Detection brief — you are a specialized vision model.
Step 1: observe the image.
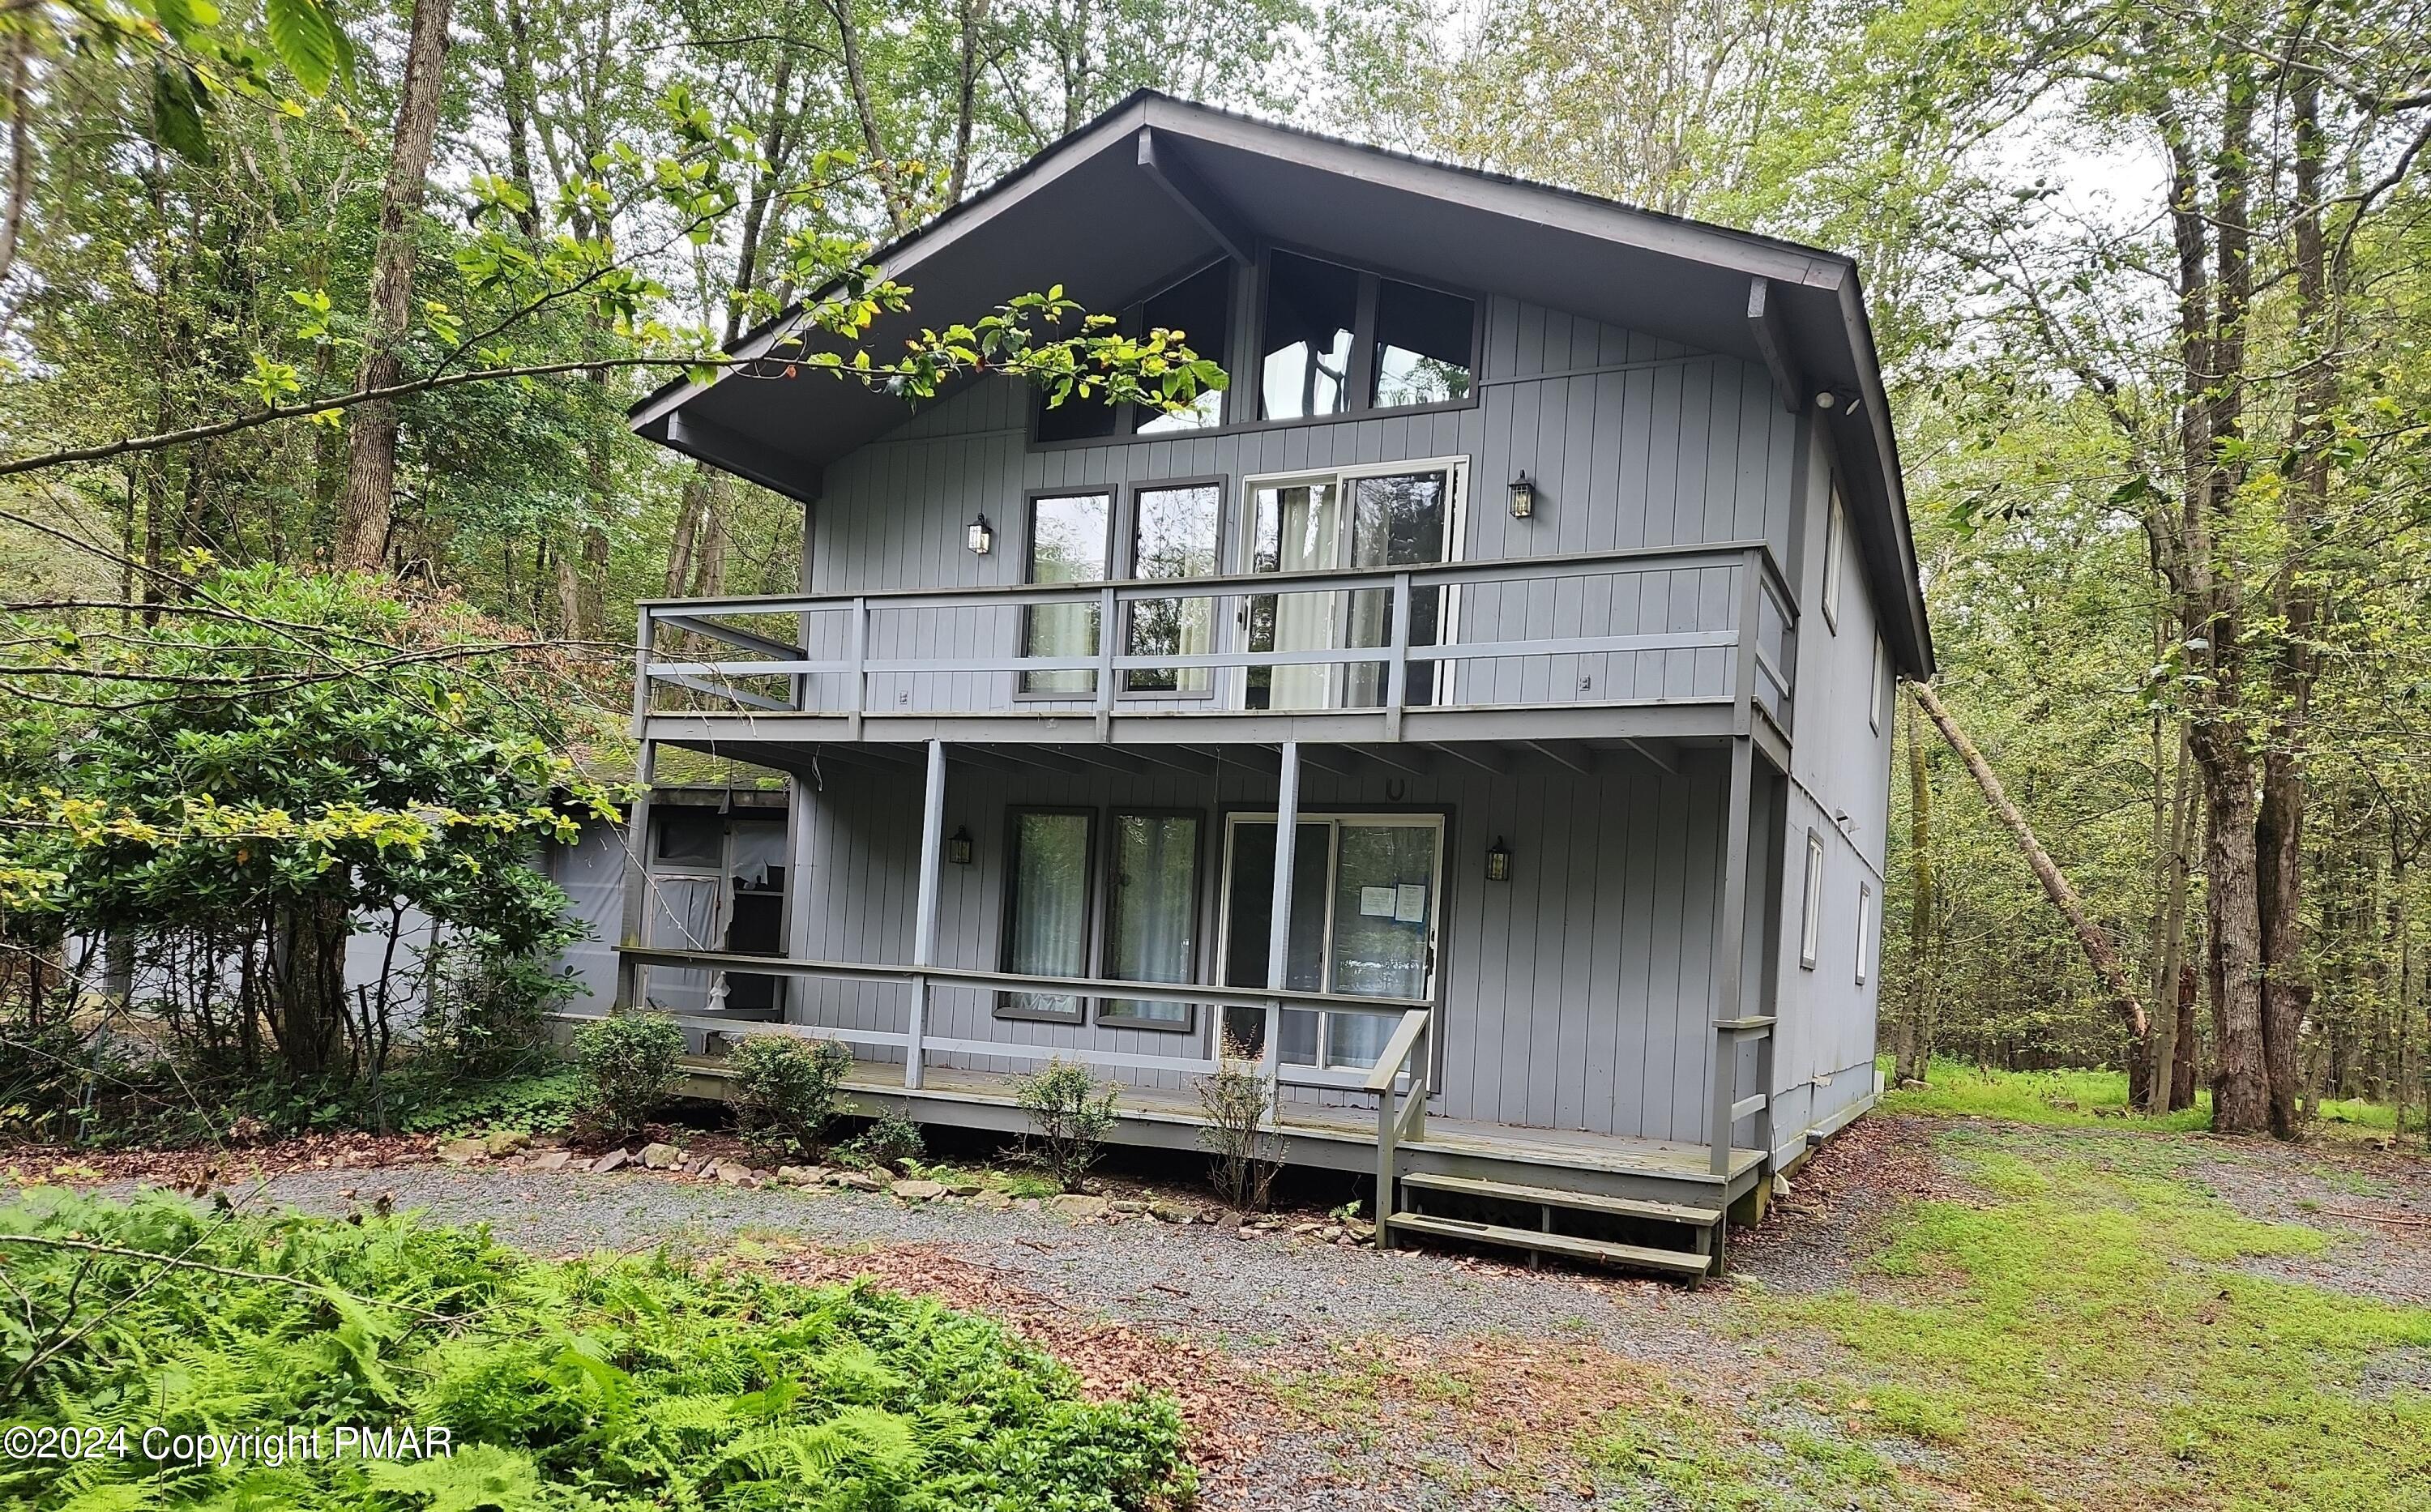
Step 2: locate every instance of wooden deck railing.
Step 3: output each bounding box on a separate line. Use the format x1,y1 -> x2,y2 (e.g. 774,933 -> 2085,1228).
1366,1006 -> 1433,1248
634,540 -> 1797,735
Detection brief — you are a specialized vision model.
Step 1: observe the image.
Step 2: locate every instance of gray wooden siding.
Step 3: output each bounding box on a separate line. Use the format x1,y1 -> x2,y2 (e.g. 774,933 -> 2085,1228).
790,296 -> 1799,720
1767,423 -> 1894,1156
745,748 -> 1732,1145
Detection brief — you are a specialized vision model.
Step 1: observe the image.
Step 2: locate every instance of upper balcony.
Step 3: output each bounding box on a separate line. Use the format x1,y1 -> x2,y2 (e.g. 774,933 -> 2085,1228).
634,540 -> 1797,758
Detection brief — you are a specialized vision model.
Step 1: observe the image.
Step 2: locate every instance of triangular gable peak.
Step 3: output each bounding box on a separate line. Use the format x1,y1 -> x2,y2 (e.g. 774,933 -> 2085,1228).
631,90 -> 1929,677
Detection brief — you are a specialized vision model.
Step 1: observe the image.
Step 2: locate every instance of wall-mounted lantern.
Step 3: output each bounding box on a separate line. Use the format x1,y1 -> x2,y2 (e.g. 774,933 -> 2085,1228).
967,514 -> 995,555
947,826 -> 975,865
1484,836 -> 1513,882
1507,471 -> 1536,520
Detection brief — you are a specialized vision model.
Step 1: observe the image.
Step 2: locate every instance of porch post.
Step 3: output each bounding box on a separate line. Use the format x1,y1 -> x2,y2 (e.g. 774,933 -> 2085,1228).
908,738 -> 947,1089
1262,739 -> 1301,1096
1708,734 -> 1755,1176
615,736 -> 656,1011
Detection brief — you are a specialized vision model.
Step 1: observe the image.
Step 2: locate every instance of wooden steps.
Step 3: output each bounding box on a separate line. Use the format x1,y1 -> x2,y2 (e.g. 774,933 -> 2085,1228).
1398,1171 -> 1720,1228
1386,1168 -> 1724,1279
1384,1212 -> 1714,1276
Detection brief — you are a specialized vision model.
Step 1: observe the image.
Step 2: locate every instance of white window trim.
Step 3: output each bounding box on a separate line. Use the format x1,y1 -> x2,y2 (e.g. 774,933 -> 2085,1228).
1855,881 -> 1873,985
1821,488 -> 1844,633
1799,830 -> 1825,971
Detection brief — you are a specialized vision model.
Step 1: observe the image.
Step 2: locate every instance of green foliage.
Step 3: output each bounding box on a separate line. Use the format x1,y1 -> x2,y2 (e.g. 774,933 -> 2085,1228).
0,1193 -> 1195,1510
725,1035 -> 856,1163
1014,1061 -> 1117,1194
1878,1057 -> 2213,1132
392,1068 -> 592,1137
837,1106 -> 925,1172
422,929 -> 585,1079
574,1013 -> 687,1143
1756,1138 -> 2431,1506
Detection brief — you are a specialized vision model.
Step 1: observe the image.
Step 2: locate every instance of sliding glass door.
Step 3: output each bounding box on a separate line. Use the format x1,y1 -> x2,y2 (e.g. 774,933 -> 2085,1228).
1216,813 -> 1442,1074
1241,462 -> 1465,712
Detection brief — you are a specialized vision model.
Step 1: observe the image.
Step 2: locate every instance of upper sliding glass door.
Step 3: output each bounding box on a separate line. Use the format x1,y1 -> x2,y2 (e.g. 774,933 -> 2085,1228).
1217,814 -> 1442,1075
1241,462 -> 1464,712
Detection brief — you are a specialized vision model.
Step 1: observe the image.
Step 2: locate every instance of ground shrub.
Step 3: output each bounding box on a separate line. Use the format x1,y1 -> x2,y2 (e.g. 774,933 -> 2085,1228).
1015,1061 -> 1117,1194
727,1035 -> 856,1162
1196,1036 -> 1284,1211
837,1105 -> 925,1171
0,1193 -> 1195,1510
575,1012 -> 688,1143
391,1067 -> 591,1136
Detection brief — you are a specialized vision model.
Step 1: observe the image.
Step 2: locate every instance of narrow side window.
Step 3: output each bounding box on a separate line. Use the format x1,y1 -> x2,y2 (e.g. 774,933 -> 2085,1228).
1855,880 -> 1873,985
1800,830 -> 1825,971
1821,488 -> 1844,632
1870,637 -> 1886,733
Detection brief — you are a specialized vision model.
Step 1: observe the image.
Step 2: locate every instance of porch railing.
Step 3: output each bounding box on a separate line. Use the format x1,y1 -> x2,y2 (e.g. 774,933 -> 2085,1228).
596,945 -> 1433,1100
1368,1006 -> 1431,1247
635,540 -> 1797,734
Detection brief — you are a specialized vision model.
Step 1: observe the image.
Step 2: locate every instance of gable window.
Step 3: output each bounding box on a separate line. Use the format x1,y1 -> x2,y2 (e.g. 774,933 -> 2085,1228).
1821,487 -> 1845,631
1372,278 -> 1474,406
1137,263 -> 1231,434
1022,492 -> 1110,695
1033,260 -> 1233,442
1101,811 -> 1203,1028
1799,830 -> 1825,970
1259,250 -> 1476,423
1124,482 -> 1222,693
1260,251 -> 1358,421
1000,809 -> 1096,1022
1870,637 -> 1887,733
1855,881 -> 1873,985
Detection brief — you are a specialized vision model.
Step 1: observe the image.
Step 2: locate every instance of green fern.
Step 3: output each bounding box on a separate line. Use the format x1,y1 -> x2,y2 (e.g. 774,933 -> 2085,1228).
364,1445 -> 544,1512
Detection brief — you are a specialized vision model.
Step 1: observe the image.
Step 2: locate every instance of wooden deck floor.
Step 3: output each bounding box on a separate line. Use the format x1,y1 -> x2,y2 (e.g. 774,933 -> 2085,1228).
675,1054 -> 1767,1194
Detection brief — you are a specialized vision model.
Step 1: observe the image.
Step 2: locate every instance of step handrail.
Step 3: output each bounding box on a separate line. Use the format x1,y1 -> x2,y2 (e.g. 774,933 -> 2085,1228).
1369,1006 -> 1433,1251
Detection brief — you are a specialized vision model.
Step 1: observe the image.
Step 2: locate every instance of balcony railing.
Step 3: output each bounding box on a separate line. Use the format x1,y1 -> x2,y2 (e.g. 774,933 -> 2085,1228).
636,540 -> 1796,737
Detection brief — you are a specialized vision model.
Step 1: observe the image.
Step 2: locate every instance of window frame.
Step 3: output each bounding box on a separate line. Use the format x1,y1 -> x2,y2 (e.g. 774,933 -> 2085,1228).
994,805 -> 1100,1024
1855,880 -> 1873,985
1095,806 -> 1209,1032
1821,486 -> 1845,632
1799,829 -> 1825,971
1015,487 -> 1116,701
1115,475 -> 1230,702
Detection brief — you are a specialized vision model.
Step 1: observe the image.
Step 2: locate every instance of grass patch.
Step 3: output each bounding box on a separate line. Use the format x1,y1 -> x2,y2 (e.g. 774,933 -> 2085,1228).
1759,1143 -> 2431,1508
0,1193 -> 1192,1510
1878,1056 -> 2212,1130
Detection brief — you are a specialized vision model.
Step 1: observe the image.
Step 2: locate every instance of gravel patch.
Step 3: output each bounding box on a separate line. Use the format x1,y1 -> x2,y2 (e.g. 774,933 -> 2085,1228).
2180,1142 -> 2431,1307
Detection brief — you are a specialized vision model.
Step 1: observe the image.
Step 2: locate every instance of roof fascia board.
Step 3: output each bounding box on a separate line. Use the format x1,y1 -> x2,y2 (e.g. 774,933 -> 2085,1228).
630,97 -> 1159,433
1834,275 -> 1933,677
1137,96 -> 1849,293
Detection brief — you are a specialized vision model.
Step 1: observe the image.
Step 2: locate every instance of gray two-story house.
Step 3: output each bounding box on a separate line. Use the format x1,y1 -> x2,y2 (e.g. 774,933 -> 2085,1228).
592,92 -> 1931,1277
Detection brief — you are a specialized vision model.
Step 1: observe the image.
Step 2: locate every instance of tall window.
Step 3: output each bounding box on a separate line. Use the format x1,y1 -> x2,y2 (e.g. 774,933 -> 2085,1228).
1101,812 -> 1203,1027
1124,483 -> 1222,692
1372,278 -> 1473,406
1799,830 -> 1825,970
1022,492 -> 1109,694
1821,488 -> 1845,631
1260,251 -> 1357,421
1870,638 -> 1887,733
1000,809 -> 1095,1021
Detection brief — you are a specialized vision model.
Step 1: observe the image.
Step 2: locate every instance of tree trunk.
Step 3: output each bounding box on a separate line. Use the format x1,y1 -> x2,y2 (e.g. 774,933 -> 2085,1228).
1897,694 -> 1933,1084
2202,745 -> 2271,1133
2146,724 -> 2194,1112
2172,961 -> 2200,1112
1910,681 -> 2148,1045
948,0 -> 993,203
334,0 -> 457,570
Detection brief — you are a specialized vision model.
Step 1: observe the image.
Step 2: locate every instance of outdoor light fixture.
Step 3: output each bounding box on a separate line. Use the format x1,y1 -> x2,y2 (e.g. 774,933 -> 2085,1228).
967,513 -> 994,555
1485,836 -> 1512,882
1507,470 -> 1536,519
947,826 -> 975,865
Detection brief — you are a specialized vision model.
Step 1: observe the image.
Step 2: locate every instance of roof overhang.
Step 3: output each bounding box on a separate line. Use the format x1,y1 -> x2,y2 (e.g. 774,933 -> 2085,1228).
631,92 -> 1932,677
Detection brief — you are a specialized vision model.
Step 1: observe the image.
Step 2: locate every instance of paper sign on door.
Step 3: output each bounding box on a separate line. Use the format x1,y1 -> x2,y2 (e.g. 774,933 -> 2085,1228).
1359,886 -> 1397,917
1394,884 -> 1428,923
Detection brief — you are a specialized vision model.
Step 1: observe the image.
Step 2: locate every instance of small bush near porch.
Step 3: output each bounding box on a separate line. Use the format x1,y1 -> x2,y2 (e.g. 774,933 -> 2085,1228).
0,1194 -> 1192,1512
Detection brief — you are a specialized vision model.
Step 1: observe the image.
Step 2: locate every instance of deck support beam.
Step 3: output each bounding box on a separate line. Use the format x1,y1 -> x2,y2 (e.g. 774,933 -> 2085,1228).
908,738 -> 947,1089
1709,734 -> 1755,1177
1263,740 -> 1301,1096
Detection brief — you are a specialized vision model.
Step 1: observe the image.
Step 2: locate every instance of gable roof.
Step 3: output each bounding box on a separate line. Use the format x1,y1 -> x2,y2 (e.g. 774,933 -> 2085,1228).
631,90 -> 1932,677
